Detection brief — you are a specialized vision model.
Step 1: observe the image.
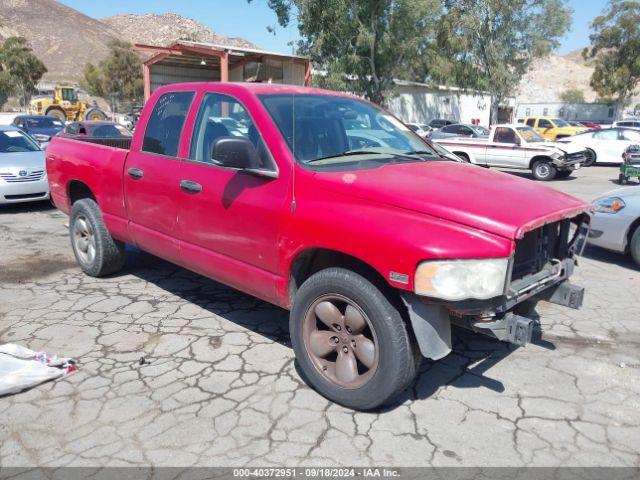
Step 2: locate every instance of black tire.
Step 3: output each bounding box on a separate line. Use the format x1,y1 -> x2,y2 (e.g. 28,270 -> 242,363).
454,152 -> 470,163
70,199 -> 125,277
583,149 -> 597,167
532,159 -> 557,181
556,170 -> 572,179
619,174 -> 627,185
290,268 -> 419,410
84,108 -> 107,121
46,108 -> 66,122
630,227 -> 640,266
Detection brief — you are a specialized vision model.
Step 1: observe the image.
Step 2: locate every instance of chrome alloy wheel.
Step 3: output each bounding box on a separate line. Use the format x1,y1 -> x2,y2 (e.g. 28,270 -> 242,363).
73,215 -> 96,265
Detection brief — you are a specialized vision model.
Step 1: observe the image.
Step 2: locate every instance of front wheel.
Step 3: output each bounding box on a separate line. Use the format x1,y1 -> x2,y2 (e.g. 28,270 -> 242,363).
70,199 -> 125,277
630,227 -> 640,266
290,268 -> 419,410
532,160 -> 557,181
583,149 -> 597,167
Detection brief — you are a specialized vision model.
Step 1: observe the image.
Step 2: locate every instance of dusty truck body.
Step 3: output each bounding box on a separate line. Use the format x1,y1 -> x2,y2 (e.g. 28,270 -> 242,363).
46,83 -> 591,410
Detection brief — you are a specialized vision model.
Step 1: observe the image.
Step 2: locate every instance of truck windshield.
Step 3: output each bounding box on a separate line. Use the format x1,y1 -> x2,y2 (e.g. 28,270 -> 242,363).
260,94 -> 441,167
552,118 -> 570,127
0,130 -> 41,153
516,126 -> 546,143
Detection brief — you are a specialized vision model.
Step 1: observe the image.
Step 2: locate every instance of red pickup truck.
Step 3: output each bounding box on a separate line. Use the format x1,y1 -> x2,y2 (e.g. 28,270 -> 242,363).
47,83 -> 590,410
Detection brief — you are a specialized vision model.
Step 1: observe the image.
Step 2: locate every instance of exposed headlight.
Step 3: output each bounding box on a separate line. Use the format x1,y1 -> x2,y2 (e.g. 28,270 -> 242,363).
414,258 -> 509,301
551,152 -> 564,160
594,196 -> 625,214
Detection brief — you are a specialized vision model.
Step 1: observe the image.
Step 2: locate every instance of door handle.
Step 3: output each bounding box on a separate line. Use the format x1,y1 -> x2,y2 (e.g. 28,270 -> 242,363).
180,180 -> 202,193
128,168 -> 143,179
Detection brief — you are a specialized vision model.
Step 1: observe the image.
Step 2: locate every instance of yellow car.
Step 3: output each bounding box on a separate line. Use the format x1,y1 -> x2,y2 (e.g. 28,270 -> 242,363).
522,116 -> 587,140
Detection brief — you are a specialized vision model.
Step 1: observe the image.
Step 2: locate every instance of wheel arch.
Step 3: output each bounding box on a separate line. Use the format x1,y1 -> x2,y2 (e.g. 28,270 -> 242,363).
288,248 -> 401,308
67,180 -> 96,205
529,155 -> 554,170
625,216 -> 640,252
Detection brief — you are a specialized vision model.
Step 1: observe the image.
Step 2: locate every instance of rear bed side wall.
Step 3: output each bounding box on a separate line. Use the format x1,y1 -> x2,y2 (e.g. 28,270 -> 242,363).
46,137 -> 132,243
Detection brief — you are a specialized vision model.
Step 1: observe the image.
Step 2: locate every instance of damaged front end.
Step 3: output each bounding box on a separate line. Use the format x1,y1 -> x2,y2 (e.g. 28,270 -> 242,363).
402,213 -> 590,360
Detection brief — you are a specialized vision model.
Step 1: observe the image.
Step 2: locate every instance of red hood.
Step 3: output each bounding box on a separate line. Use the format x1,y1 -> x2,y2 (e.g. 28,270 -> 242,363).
311,161 -> 590,240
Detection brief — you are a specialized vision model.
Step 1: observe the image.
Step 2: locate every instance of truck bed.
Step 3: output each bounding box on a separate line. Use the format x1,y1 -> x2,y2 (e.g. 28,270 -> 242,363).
67,136 -> 132,150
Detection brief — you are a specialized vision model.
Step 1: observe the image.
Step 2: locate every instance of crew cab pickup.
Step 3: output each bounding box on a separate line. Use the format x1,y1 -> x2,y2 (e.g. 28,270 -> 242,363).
434,123 -> 588,181
47,83 -> 590,410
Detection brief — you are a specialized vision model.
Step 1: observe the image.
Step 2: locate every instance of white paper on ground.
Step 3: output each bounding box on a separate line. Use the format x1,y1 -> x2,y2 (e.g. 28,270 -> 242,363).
0,344 -> 75,396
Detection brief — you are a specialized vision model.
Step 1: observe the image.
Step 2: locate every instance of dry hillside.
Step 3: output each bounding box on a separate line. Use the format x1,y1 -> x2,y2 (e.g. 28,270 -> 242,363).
102,13 -> 257,49
516,49 -> 639,104
0,0 -> 121,82
0,1 -> 258,83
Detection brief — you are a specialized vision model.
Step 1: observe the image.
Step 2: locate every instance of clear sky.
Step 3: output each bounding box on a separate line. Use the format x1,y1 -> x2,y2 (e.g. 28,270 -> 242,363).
57,0 -> 606,56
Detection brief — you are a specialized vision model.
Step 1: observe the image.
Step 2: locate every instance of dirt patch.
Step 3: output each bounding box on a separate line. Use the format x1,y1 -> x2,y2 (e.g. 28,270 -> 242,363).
1,255 -> 77,284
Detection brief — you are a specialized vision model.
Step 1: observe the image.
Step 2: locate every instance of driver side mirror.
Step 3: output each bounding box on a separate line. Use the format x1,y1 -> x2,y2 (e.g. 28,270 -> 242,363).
212,137 -> 262,170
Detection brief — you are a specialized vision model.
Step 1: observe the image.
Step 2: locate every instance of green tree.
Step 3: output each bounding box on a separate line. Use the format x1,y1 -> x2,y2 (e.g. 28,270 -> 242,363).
559,88 -> 586,103
83,40 -> 143,112
252,0 -> 442,105
433,0 -> 572,123
0,37 -> 47,108
584,0 -> 640,118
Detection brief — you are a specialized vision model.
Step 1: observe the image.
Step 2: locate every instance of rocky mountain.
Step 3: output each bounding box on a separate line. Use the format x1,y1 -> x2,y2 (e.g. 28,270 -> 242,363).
515,51 -> 599,103
101,13 -> 257,50
0,1 -> 257,83
516,49 -> 639,105
0,0 -> 121,82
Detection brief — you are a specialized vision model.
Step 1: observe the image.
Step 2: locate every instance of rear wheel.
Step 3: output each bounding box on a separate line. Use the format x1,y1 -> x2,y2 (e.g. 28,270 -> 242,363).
454,152 -> 470,163
532,160 -> 557,181
583,149 -> 597,167
290,268 -> 419,410
70,199 -> 125,277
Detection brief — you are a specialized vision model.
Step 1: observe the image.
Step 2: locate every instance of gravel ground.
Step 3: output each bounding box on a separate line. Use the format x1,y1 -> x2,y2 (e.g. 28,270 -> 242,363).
0,165 -> 638,468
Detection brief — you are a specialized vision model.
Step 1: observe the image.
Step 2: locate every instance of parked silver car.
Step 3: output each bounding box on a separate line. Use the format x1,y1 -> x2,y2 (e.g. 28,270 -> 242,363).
588,187 -> 640,265
0,125 -> 49,205
429,123 -> 490,140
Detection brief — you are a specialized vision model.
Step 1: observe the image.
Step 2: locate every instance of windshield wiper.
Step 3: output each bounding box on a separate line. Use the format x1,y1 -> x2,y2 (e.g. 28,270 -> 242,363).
305,150 -> 396,164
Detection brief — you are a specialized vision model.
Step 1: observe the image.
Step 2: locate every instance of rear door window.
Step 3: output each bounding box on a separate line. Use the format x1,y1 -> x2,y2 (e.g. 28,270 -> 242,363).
142,91 -> 195,157
526,118 -> 536,127
538,119 -> 553,128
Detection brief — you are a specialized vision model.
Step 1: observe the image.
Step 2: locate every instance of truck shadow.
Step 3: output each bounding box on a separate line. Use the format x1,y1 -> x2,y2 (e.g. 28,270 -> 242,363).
581,245 -> 640,271
123,248 -> 556,413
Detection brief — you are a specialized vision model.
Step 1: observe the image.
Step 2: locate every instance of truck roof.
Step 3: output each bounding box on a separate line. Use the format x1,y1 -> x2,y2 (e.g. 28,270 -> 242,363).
152,82 -> 360,99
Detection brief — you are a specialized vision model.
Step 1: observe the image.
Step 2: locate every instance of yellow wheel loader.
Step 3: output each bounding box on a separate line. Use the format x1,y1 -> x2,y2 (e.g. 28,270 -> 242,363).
29,86 -> 106,122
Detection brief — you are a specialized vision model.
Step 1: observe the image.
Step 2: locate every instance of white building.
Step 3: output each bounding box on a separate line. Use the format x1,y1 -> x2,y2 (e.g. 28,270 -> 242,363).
387,80 -> 515,126
514,102 -> 617,124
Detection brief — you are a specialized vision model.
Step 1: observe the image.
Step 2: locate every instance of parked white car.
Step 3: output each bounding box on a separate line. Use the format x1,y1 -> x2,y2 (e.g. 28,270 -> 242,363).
0,125 -> 49,205
405,122 -> 432,138
613,119 -> 640,129
556,127 -> 640,165
433,124 -> 587,181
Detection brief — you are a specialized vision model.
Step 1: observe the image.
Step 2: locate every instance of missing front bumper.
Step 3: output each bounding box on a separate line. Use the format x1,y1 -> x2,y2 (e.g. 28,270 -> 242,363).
473,314 -> 534,346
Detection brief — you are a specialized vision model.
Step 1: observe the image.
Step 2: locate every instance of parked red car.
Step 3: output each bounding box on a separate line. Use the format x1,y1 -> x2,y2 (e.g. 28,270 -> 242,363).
579,121 -> 602,130
46,83 -> 590,409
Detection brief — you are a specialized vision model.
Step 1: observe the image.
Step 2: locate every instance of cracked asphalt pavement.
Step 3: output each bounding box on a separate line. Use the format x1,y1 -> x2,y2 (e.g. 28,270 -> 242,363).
0,166 -> 638,467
